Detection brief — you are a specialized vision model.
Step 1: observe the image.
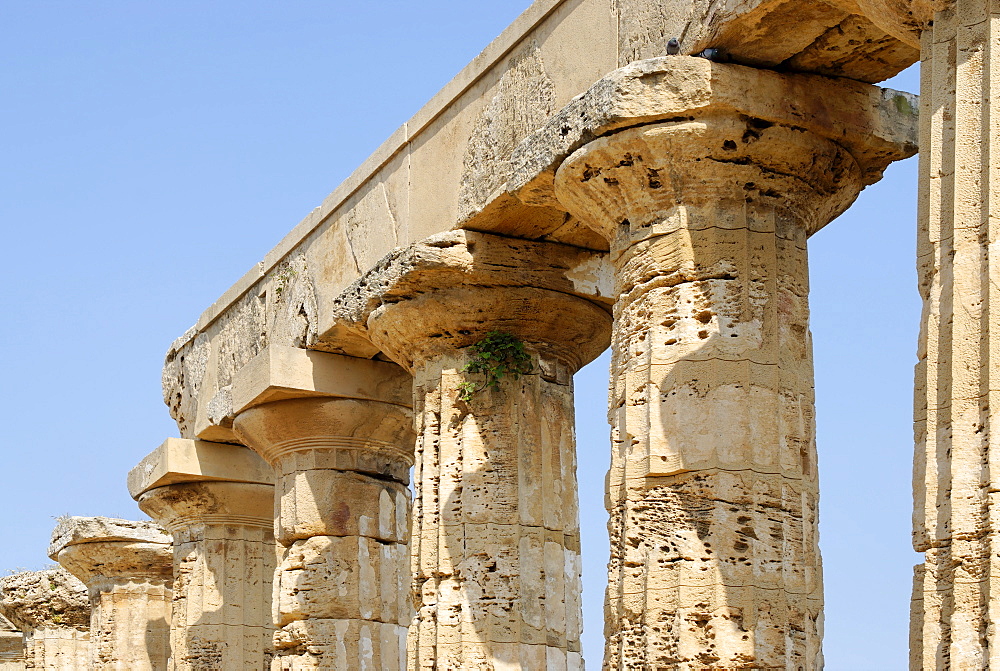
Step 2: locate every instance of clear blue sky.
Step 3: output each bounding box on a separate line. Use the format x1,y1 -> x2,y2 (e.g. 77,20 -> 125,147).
0,3 -> 919,669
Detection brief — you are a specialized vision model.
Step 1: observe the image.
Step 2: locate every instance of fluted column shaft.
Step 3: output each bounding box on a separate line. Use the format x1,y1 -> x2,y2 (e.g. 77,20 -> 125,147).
137,481 -> 276,669
553,100 -> 887,666
359,256 -> 610,670
233,367 -> 415,671
21,628 -> 90,670
910,1 -> 1000,668
87,574 -> 172,669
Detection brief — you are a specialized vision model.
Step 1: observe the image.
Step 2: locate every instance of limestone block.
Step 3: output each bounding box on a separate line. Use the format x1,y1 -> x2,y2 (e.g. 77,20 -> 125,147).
21,627 -> 91,670
274,536 -> 409,627
847,0 -> 942,46
331,231 -> 612,374
230,345 -> 412,415
0,569 -> 90,670
0,623 -> 20,669
127,437 -> 273,498
272,619 -> 407,671
275,469 -> 409,545
49,517 -> 171,560
618,0 -> 918,80
511,56 -> 918,213
340,238 -> 607,667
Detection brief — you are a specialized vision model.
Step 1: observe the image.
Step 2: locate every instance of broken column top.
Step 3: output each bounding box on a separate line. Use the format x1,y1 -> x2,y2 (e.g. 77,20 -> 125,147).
49,517 -> 173,587
0,567 -> 89,632
47,517 -> 170,561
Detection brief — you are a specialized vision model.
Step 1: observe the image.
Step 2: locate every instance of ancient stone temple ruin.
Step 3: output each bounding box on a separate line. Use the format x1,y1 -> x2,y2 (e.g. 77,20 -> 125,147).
2,0 -> 997,668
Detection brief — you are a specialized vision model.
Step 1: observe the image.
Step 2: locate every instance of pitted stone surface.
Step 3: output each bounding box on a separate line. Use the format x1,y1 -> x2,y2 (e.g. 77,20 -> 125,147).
548,55 -> 915,668
909,0 -> 1000,667
0,569 -> 89,633
510,56 -> 919,213
232,354 -> 416,671
49,518 -> 172,671
48,517 -> 170,560
0,569 -> 90,670
338,232 -> 610,668
162,0 -> 922,447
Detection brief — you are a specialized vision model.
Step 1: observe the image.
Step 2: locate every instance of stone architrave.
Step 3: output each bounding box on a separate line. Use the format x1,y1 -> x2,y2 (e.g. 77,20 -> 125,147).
128,438 -> 276,669
230,345 -> 415,670
509,55 -> 918,668
331,230 -> 612,670
49,517 -> 173,670
0,568 -> 90,670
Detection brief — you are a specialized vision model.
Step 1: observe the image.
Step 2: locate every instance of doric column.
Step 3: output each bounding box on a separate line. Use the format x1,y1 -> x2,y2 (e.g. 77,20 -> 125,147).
128,438 -> 276,669
517,56 -> 918,668
332,230 -> 612,669
231,345 -> 414,670
49,517 -> 173,670
902,0 -> 1000,667
0,568 -> 90,669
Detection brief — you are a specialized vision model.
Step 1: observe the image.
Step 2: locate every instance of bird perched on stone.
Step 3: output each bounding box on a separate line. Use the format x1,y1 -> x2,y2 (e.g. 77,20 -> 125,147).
666,38 -> 680,55
695,47 -> 723,61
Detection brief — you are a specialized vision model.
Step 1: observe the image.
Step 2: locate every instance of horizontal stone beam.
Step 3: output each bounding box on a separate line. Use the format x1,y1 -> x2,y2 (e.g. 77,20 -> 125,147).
127,437 -> 273,499
161,0 -> 919,442
231,345 -> 412,415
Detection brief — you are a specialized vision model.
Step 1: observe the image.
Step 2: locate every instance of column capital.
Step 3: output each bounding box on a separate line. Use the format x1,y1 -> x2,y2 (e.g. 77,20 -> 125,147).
127,437 -> 273,496
511,57 -> 918,231
231,347 -> 415,478
332,230 -> 612,373
847,0 -> 944,46
0,568 -> 90,633
128,438 -> 274,532
48,517 -> 172,588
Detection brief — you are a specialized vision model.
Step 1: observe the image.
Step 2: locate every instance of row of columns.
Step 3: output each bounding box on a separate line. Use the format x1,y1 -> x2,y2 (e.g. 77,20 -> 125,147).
5,56 -> 926,669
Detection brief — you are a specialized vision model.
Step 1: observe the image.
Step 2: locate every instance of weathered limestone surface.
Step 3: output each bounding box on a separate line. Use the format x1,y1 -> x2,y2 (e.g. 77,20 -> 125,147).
0,615 -> 22,671
331,231 -> 611,669
130,439 -> 276,670
511,56 -> 919,667
907,0 -> 1000,668
0,568 -> 90,670
50,518 -> 173,670
231,347 -> 414,670
161,0 -> 919,448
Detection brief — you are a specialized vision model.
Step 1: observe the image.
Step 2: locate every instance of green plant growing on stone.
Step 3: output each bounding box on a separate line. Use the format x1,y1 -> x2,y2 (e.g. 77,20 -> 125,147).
273,266 -> 301,297
458,331 -> 533,402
